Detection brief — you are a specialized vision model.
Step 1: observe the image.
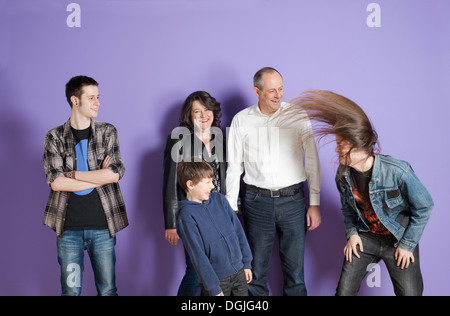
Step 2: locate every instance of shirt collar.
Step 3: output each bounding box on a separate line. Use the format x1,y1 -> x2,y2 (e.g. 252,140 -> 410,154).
248,102 -> 287,118
64,118 -> 96,137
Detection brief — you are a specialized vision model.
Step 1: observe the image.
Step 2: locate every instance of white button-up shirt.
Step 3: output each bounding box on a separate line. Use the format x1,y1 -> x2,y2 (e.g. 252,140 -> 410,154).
226,102 -> 321,210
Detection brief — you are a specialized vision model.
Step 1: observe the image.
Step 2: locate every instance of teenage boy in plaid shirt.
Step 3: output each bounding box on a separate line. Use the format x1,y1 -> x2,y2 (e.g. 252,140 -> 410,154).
43,76 -> 128,296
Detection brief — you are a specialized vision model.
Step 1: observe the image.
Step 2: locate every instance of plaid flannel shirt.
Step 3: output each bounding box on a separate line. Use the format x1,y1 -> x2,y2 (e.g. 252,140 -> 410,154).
43,119 -> 128,237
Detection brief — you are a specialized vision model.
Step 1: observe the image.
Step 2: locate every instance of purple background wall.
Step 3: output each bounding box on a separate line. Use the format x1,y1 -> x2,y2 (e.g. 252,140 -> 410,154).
1,0 -> 449,296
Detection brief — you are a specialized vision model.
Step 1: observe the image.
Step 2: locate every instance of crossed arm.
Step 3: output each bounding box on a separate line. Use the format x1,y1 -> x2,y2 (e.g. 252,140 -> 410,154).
50,155 -> 119,192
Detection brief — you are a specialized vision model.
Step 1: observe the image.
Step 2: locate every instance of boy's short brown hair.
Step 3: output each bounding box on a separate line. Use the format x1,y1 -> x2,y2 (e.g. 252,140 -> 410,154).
177,159 -> 214,192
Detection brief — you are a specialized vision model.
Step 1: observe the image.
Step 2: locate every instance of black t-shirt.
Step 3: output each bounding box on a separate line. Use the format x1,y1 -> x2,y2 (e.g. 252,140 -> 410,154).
64,126 -> 108,231
350,166 -> 391,236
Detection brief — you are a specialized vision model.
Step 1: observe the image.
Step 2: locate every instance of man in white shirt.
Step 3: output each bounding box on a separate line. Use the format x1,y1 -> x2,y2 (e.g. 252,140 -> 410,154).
226,67 -> 321,296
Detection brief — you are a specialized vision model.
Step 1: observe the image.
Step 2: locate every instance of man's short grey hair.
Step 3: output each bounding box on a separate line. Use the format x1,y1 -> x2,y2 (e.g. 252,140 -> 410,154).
253,67 -> 282,90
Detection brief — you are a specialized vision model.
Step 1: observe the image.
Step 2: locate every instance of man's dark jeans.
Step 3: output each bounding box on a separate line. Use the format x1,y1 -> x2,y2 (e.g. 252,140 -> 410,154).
244,187 -> 307,296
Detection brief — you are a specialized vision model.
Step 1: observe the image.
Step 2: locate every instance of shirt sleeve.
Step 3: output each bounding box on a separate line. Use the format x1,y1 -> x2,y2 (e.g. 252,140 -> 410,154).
398,165 -> 434,252
222,195 -> 252,269
300,115 -> 321,205
162,134 -> 182,229
43,131 -> 65,186
104,125 -> 125,179
335,171 -> 360,239
225,117 -> 245,210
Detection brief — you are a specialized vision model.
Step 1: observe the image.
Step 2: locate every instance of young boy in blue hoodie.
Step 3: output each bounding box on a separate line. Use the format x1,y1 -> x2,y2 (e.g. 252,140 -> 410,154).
176,160 -> 252,296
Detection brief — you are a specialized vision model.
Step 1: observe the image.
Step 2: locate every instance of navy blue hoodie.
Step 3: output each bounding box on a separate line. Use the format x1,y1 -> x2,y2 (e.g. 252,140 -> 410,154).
177,193 -> 252,295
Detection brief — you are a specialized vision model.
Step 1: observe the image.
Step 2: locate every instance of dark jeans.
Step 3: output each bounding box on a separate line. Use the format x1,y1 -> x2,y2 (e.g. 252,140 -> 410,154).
245,186 -> 307,296
177,246 -> 200,296
336,232 -> 423,296
201,269 -> 249,296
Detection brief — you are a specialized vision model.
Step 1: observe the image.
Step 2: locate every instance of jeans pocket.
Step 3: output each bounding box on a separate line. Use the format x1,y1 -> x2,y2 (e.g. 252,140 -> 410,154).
289,190 -> 305,203
245,191 -> 259,202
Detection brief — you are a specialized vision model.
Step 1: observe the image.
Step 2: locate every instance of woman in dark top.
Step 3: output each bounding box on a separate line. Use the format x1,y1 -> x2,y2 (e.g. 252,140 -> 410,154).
162,91 -> 227,296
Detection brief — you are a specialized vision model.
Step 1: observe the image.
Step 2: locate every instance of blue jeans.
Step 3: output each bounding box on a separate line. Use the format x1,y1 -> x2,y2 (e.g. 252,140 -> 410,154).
244,186 -> 307,296
57,229 -> 117,296
177,246 -> 200,296
336,232 -> 423,296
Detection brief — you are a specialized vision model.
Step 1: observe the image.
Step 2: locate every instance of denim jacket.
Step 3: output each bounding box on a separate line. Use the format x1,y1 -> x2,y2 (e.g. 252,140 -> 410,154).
335,154 -> 433,252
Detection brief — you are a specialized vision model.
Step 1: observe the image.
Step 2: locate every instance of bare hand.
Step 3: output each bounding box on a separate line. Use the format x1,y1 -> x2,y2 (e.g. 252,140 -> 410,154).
344,235 -> 364,262
244,269 -> 253,284
395,247 -> 414,269
306,205 -> 321,231
165,229 -> 179,246
102,155 -> 111,169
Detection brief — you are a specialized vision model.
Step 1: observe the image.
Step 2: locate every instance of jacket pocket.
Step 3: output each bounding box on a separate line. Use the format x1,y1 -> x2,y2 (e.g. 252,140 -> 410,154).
222,233 -> 243,268
395,211 -> 411,228
384,189 -> 406,209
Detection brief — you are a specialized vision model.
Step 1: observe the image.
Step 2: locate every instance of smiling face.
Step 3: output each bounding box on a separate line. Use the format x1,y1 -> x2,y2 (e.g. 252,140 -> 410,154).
72,85 -> 100,119
254,71 -> 284,116
187,177 -> 215,203
191,100 -> 214,132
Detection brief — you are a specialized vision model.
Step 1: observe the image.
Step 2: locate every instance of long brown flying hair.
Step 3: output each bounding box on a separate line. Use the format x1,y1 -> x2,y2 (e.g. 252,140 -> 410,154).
278,89 -> 380,165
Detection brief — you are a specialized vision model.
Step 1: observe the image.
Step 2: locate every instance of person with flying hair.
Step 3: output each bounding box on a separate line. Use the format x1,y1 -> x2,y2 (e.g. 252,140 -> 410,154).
280,89 -> 433,296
